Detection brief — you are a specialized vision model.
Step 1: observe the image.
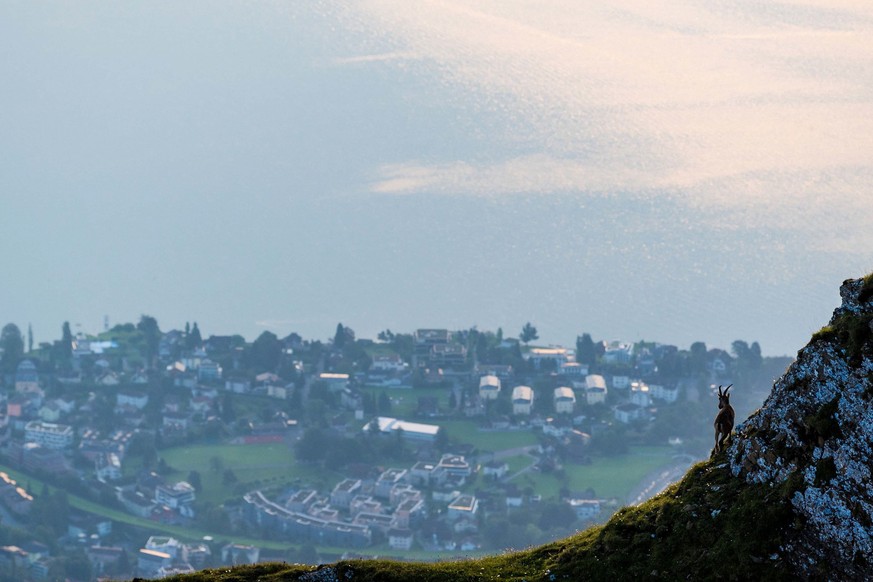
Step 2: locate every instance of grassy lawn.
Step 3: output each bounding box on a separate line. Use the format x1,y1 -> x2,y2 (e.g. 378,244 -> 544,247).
440,420 -> 539,452
503,454 -> 534,474
129,443 -> 335,505
511,445 -> 676,501
358,386 -> 449,418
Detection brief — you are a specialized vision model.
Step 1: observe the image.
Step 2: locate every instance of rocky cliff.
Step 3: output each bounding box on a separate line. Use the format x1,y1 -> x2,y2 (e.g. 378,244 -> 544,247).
164,275 -> 873,582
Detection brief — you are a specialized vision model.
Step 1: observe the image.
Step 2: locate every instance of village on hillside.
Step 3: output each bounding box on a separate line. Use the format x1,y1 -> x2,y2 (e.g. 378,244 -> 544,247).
0,319 -> 786,580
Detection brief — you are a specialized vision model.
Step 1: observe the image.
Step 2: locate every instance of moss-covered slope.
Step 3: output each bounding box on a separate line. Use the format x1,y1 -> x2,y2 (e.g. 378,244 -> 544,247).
161,275 -> 873,582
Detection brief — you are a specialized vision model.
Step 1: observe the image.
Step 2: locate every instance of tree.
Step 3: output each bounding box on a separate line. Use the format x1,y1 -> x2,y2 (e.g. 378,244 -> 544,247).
137,315 -> 161,365
0,323 -> 24,373
435,427 -> 449,453
333,323 -> 346,349
61,321 -> 73,360
249,331 -> 281,372
576,333 -> 597,366
27,324 -> 33,353
689,341 -> 708,375
749,341 -> 763,370
185,321 -> 203,351
519,322 -> 539,345
378,391 -> 392,415
188,470 -> 203,492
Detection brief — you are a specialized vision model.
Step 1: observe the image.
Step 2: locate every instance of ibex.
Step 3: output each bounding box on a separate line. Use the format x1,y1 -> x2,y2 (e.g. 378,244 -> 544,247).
713,384 -> 734,454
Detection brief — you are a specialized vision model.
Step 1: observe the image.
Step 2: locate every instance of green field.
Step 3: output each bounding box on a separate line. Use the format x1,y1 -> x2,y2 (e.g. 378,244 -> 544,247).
132,443 -> 337,505
358,386 -> 449,418
440,420 -> 539,452
510,445 -> 677,500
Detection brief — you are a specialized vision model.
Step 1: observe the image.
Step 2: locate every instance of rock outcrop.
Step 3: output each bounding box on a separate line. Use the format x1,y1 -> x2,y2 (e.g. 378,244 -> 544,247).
729,276 -> 873,578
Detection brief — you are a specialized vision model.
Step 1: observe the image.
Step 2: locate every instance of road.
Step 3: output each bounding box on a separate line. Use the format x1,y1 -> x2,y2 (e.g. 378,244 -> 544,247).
626,456 -> 698,506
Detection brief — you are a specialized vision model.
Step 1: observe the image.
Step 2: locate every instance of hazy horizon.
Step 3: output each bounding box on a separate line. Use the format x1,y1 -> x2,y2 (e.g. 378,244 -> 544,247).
3,1 -> 873,356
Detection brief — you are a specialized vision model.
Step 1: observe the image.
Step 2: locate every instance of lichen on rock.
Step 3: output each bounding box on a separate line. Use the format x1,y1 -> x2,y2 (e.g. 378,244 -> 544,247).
728,276 -> 873,577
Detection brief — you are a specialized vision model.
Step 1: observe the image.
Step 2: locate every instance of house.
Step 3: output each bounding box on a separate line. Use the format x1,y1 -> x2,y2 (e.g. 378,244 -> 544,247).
137,548 -> 172,578
413,329 -> 451,356
367,417 -> 440,443
651,384 -> 679,403
553,386 -> 576,414
14,360 -> 40,393
87,545 -> 126,576
95,453 -> 122,482
511,386 -> 534,415
482,460 -> 509,479
585,375 -> 608,405
146,536 -> 183,560
611,375 -> 630,390
560,362 -> 588,376
408,461 -> 438,487
198,359 -> 222,381
225,376 -> 251,394
24,421 -> 73,449
566,498 -> 601,520
375,469 -> 408,499
478,375 -> 501,400
476,364 -> 513,381
96,370 -> 121,386
318,373 -> 350,392
37,402 -> 61,423
370,354 -> 407,373
447,494 -> 478,521
155,481 -> 196,509
117,390 -> 148,410
330,479 -> 361,510
437,454 -> 472,481
222,543 -> 261,565
602,342 -> 633,364
429,343 -> 467,367
707,349 -> 733,375
120,490 -> 156,518
630,382 -> 652,407
614,403 -> 643,424
525,348 -> 569,370
387,528 -> 414,550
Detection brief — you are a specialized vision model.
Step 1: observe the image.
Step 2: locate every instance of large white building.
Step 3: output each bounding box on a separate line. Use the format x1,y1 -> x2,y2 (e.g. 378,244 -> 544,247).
155,481 -> 196,509
525,348 -> 570,370
478,375 -> 501,400
553,387 -> 576,414
512,386 -> 534,415
585,375 -> 608,405
368,417 -> 440,442
24,421 -> 74,450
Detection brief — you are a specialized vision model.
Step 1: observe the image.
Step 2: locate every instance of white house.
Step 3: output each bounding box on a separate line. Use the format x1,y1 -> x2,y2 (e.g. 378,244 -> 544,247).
566,498 -> 601,520
511,386 -> 534,415
560,362 -> 588,376
387,528 -> 414,550
585,375 -> 608,405
553,387 -> 576,414
651,384 -> 680,403
525,348 -> 569,370
630,382 -> 652,407
116,390 -> 148,410
447,495 -> 478,521
614,403 -> 643,424
478,375 -> 501,400
370,354 -> 407,373
155,481 -> 196,509
24,421 -> 74,449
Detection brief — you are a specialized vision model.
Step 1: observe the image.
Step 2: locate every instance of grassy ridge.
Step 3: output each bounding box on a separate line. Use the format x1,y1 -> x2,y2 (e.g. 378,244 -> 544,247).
163,452 -> 796,581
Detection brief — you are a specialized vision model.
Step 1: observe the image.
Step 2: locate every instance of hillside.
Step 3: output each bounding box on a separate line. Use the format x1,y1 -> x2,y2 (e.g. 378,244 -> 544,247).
160,275 -> 873,582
